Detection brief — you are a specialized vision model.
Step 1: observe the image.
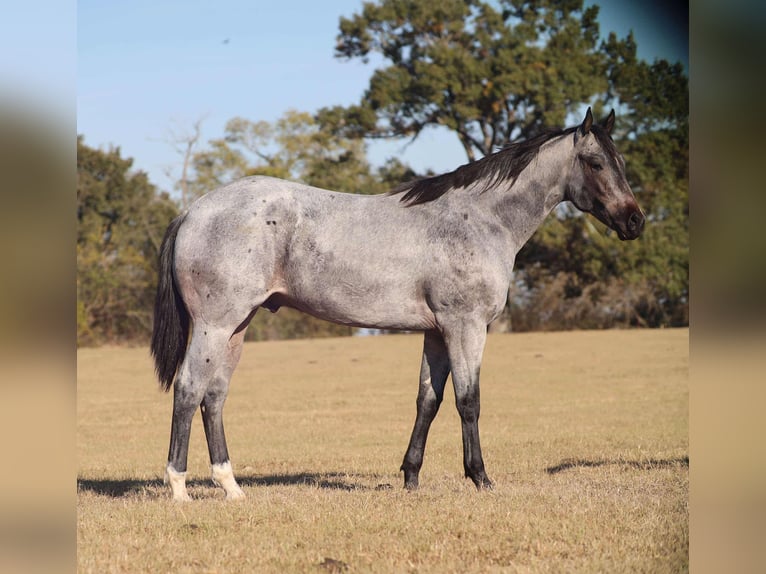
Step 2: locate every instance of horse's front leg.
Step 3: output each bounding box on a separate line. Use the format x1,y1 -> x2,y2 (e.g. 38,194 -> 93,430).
401,330 -> 451,490
442,318 -> 493,489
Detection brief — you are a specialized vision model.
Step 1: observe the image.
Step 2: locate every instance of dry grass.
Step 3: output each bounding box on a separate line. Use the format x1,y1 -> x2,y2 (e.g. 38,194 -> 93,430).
78,329 -> 688,573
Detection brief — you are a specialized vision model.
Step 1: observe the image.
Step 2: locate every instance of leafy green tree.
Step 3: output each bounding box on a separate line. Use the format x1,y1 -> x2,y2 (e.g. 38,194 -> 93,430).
609,35 -> 688,325
77,136 -> 178,345
189,110 -> 410,199
332,0 -> 607,160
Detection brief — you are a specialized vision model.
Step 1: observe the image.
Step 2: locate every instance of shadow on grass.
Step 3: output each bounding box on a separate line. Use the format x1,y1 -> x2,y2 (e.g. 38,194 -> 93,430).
545,455 -> 689,475
237,472 -> 379,491
77,478 -> 165,497
77,472 -> 389,498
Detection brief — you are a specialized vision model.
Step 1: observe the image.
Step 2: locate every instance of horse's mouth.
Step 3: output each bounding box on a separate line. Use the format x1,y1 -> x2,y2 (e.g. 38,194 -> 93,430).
592,206 -> 644,241
613,221 -> 643,241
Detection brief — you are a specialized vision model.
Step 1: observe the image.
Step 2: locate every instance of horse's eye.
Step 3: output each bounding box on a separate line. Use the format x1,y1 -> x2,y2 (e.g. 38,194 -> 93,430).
580,156 -> 604,172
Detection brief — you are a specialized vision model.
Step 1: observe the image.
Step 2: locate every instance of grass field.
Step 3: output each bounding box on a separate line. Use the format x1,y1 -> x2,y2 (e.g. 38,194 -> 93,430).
77,329 -> 688,573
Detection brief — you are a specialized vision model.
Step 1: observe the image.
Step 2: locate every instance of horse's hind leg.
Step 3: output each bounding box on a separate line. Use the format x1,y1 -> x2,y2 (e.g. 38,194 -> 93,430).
401,330 -> 451,490
165,326 -> 238,501
200,328 -> 246,499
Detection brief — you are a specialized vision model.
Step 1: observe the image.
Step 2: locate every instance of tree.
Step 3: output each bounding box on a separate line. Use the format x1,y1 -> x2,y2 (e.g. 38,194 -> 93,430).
188,110 -> 413,200
607,35 -> 688,325
161,116 -> 206,209
77,136 -> 178,345
332,0 -> 607,161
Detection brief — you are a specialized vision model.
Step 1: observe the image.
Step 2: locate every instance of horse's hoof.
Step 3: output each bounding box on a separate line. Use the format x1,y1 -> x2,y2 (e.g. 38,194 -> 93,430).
401,464 -> 420,491
225,487 -> 246,500
468,473 -> 494,490
477,478 -> 494,491
404,480 -> 419,491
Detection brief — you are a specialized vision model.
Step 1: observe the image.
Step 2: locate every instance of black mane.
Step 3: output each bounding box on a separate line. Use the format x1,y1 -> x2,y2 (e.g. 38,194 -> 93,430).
390,126 -> 579,206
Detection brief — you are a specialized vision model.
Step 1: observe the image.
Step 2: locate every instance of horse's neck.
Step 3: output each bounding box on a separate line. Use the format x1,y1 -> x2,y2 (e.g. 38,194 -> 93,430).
485,137 -> 571,254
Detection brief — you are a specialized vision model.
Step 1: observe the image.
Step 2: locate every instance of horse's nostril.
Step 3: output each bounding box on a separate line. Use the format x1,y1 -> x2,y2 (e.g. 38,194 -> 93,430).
628,211 -> 645,233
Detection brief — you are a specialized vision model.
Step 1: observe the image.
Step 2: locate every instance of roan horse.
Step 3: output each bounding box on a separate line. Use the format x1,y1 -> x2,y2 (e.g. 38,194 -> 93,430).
151,108 -> 644,500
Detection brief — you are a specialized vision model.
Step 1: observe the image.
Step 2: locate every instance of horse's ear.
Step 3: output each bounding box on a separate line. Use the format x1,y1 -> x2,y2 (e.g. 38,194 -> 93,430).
577,107 -> 593,140
603,109 -> 615,134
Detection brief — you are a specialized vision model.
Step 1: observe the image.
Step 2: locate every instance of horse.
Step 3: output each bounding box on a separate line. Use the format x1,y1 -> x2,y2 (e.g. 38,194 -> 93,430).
151,108 -> 645,500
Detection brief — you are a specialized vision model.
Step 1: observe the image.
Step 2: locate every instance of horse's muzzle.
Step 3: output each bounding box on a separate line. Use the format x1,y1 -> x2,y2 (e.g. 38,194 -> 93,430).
623,210 -> 645,240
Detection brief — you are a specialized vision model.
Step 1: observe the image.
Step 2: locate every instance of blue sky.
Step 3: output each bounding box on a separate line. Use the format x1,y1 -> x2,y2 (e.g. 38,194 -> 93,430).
1,2 -> 75,116
77,1 -> 688,196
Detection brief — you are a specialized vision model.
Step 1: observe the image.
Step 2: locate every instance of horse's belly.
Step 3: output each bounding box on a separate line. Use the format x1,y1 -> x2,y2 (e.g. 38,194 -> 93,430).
278,274 -> 436,331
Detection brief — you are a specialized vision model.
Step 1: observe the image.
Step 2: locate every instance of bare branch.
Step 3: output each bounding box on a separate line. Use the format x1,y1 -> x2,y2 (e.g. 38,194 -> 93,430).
159,115 -> 208,209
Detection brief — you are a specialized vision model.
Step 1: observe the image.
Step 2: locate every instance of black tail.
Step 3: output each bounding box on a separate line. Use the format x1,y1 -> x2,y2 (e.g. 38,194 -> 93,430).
150,213 -> 189,392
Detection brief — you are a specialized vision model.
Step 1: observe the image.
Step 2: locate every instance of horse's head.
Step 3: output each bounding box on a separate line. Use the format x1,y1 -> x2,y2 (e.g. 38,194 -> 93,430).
566,108 -> 645,240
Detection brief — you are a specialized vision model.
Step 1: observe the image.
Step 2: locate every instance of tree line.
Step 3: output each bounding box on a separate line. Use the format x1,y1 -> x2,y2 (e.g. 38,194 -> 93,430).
77,0 -> 687,346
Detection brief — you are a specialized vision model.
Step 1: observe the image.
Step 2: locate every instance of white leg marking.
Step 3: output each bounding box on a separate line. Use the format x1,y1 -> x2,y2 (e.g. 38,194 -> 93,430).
212,461 -> 246,500
165,464 -> 192,501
